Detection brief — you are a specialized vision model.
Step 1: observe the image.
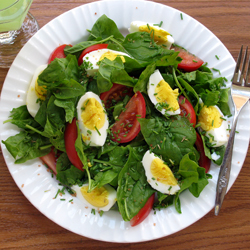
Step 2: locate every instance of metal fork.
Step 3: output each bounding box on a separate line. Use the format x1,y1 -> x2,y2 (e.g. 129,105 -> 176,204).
215,45 -> 250,216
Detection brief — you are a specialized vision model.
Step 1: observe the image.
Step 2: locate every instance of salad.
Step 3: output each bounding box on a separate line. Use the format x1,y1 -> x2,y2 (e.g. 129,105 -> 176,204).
2,15 -> 231,227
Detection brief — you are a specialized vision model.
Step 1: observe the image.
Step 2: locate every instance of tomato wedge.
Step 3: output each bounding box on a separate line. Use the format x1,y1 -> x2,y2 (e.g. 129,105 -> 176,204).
48,44 -> 72,63
78,43 -> 108,66
110,91 -> 146,143
195,132 -> 211,173
172,45 -> 204,72
130,193 -> 155,227
40,148 -> 58,175
178,95 -> 196,127
100,83 -> 134,109
64,118 -> 83,171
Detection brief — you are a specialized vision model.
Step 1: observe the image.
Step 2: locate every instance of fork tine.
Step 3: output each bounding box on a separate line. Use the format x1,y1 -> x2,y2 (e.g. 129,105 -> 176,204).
245,56 -> 250,85
239,46 -> 248,85
233,45 -> 243,84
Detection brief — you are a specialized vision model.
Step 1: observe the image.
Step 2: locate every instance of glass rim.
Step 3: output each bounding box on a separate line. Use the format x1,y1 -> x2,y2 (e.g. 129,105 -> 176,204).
0,0 -> 32,11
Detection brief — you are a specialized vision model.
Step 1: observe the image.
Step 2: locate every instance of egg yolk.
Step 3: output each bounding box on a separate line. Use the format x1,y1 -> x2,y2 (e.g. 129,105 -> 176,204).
35,79 -> 47,101
139,25 -> 170,44
99,51 -> 125,63
80,186 -> 109,208
155,80 -> 179,111
198,106 -> 223,131
150,158 -> 178,186
81,98 -> 105,130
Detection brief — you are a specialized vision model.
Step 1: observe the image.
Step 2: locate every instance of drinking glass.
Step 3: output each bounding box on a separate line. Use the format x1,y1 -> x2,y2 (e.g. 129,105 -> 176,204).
0,0 -> 39,68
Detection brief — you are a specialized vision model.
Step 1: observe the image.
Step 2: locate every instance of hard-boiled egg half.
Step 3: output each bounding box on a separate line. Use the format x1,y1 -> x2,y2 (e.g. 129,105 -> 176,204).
77,91 -> 109,146
198,105 -> 229,147
82,49 -> 130,76
142,150 -> 180,195
71,183 -> 117,211
128,21 -> 174,49
26,64 -> 48,117
148,69 -> 180,116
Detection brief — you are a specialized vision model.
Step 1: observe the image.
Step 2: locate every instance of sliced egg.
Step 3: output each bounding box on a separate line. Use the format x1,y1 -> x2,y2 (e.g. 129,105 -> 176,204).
128,21 -> 174,49
142,150 -> 180,195
77,91 -> 109,146
26,64 -> 48,117
82,48 -> 130,76
71,183 -> 117,211
198,105 -> 229,147
148,69 -> 180,116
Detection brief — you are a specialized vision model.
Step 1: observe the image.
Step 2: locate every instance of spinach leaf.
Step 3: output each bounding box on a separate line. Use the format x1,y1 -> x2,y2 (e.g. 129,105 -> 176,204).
87,14 -> 124,42
56,153 -> 85,186
53,79 -> 85,99
174,153 -> 209,212
90,146 -> 129,188
2,131 -> 51,164
139,116 -> 196,166
177,78 -> 200,113
54,98 -> 77,123
38,55 -> 79,88
97,57 -> 137,93
4,105 -> 41,130
133,62 -> 156,94
117,146 -> 154,221
122,32 -> 178,67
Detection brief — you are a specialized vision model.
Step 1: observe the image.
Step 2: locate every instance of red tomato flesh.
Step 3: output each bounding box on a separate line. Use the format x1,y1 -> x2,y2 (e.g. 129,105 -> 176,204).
78,43 -> 108,66
64,118 -> 84,171
48,44 -> 72,63
130,193 -> 155,227
178,95 -> 196,127
40,147 -> 58,175
195,132 -> 211,173
100,83 -> 134,110
110,91 -> 146,143
172,46 -> 204,72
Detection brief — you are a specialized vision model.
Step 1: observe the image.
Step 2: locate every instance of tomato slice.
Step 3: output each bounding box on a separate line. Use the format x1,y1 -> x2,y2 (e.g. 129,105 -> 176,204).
178,95 -> 196,127
195,132 -> 211,173
40,147 -> 58,175
110,91 -> 146,143
64,118 -> 83,171
172,45 -> 204,72
100,83 -> 134,109
130,193 -> 155,227
48,44 -> 72,63
78,43 -> 108,66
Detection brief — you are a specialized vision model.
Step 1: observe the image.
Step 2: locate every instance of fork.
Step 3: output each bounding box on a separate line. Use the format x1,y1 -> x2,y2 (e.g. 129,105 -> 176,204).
215,45 -> 250,216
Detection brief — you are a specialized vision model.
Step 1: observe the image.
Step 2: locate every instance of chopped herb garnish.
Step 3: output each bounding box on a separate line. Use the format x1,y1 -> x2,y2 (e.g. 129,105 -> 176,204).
215,55 -> 220,60
212,68 -> 221,75
94,126 -> 101,136
91,209 -> 96,215
180,13 -> 183,20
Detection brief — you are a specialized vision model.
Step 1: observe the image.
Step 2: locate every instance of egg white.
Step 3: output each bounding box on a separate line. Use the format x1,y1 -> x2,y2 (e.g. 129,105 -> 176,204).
71,183 -> 117,211
202,105 -> 229,147
142,150 -> 180,195
77,91 -> 109,147
82,48 -> 130,76
148,69 -> 180,116
26,64 -> 48,117
128,21 -> 174,49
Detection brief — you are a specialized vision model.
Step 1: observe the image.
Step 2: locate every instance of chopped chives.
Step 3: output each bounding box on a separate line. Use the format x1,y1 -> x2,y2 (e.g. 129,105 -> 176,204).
180,13 -> 183,20
94,126 -> 101,136
212,68 -> 221,75
215,55 -> 220,60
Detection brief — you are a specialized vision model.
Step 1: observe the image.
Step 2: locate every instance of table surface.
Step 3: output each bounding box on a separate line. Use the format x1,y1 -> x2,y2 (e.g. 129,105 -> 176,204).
1,0 -> 250,249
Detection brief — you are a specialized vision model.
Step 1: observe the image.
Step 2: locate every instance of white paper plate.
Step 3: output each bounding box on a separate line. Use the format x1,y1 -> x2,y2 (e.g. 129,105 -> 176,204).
0,0 -> 249,243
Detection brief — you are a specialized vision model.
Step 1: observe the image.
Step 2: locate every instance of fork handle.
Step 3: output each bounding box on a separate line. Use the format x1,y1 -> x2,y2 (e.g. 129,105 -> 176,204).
214,112 -> 238,215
